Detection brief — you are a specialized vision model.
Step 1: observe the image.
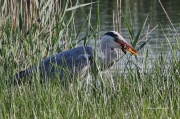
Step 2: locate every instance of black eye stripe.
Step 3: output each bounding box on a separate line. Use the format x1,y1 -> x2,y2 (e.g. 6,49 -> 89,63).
104,31 -> 118,38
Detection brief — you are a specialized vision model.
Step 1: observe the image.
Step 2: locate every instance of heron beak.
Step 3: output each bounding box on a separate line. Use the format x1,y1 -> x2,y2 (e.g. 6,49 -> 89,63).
117,40 -> 139,56
125,45 -> 139,56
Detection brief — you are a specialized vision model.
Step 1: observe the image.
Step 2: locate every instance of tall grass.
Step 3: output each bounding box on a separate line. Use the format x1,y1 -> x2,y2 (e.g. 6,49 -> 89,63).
1,0 -> 180,118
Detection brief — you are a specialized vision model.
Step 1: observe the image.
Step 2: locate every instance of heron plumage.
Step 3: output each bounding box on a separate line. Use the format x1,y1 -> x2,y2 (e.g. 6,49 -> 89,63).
14,46 -> 93,84
11,31 -> 138,85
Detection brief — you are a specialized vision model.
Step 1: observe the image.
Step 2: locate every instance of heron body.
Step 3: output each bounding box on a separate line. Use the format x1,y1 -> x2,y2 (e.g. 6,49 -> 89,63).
14,31 -> 138,84
40,46 -> 93,79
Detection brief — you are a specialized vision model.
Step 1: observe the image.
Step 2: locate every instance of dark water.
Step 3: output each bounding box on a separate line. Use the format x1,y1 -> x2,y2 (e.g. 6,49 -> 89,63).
73,0 -> 180,59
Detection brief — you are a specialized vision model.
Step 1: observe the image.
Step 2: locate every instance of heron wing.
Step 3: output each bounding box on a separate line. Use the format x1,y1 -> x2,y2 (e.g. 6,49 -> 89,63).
12,46 -> 93,84
41,46 -> 93,79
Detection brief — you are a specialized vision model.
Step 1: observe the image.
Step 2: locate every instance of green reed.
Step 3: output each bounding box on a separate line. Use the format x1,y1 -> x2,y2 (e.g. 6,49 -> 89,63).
0,0 -> 180,118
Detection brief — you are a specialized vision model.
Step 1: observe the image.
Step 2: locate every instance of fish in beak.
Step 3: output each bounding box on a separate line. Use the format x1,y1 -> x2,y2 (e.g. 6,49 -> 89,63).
116,40 -> 139,56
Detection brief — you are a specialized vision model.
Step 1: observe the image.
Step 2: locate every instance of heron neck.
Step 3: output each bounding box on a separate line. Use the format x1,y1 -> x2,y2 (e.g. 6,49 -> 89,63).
101,46 -> 118,68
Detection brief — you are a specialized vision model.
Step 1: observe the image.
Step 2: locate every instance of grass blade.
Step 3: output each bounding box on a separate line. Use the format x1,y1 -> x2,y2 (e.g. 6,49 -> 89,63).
137,38 -> 151,51
133,13 -> 149,47
66,1 -> 98,11
122,11 -> 134,42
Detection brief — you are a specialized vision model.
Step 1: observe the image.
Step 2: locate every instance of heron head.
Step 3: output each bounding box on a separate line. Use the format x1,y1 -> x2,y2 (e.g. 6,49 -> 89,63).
101,31 -> 138,56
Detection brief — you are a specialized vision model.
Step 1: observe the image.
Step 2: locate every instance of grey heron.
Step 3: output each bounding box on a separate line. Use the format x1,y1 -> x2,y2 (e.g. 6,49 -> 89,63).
13,31 -> 138,84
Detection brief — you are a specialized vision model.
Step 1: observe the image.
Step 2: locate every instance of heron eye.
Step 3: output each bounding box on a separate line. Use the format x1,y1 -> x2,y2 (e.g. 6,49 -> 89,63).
114,38 -> 119,42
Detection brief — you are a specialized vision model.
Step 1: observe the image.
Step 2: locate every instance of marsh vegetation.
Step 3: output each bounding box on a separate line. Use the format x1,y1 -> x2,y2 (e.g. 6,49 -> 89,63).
0,0 -> 180,118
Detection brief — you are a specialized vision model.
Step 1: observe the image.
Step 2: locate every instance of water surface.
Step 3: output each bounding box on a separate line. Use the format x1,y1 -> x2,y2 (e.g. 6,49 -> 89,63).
72,0 -> 180,66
